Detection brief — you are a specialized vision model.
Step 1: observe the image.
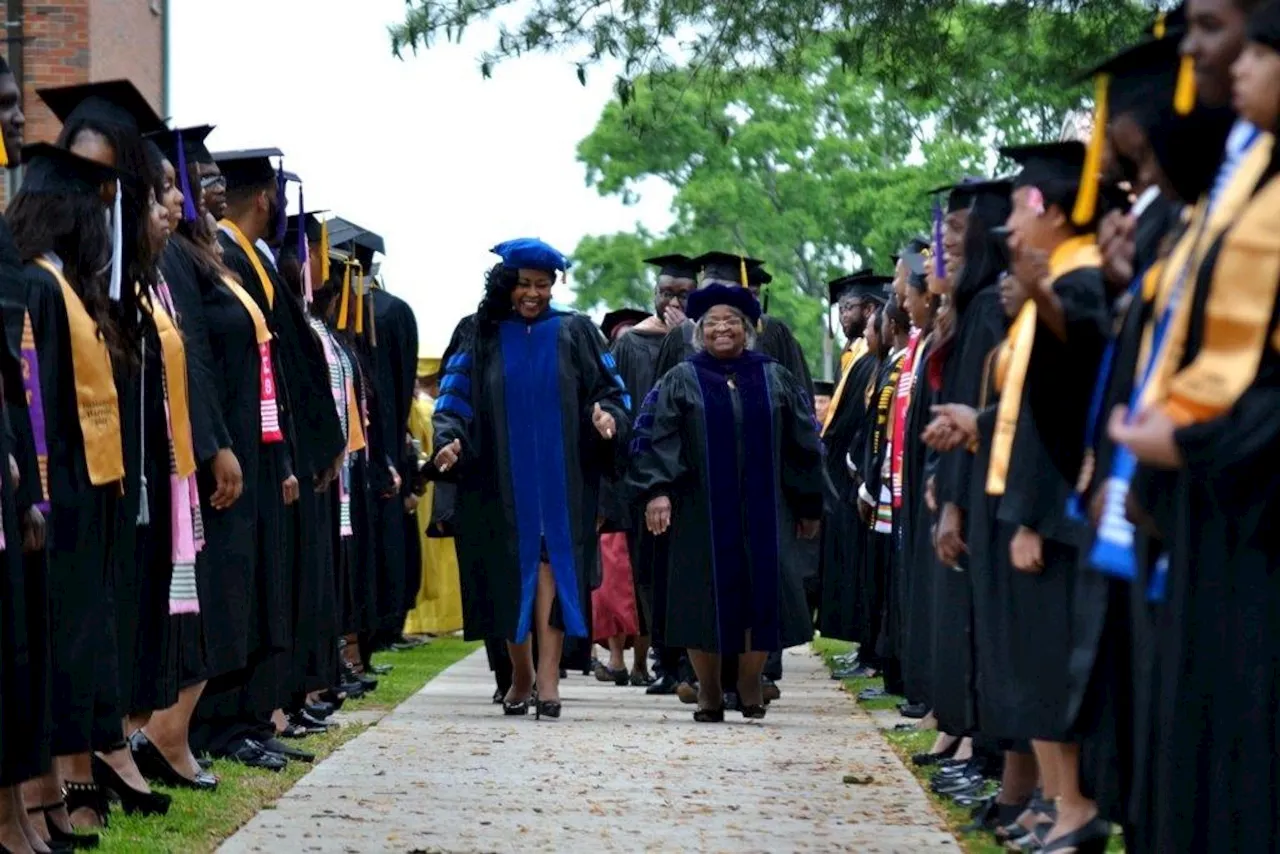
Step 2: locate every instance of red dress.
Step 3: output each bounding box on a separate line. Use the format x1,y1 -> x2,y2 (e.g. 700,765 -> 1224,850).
591,533 -> 638,641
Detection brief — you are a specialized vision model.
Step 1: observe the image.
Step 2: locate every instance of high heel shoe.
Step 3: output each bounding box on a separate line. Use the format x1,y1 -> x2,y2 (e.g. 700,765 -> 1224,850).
502,695 -> 531,716
27,802 -> 99,850
129,731 -> 219,791
90,754 -> 171,817
62,782 -> 110,830
693,707 -> 725,723
740,704 -> 767,720
536,700 -> 562,721
1039,816 -> 1112,853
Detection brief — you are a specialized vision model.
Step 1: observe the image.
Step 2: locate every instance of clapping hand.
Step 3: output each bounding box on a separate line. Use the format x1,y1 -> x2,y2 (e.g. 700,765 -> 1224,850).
924,404 -> 980,452
592,402 -> 616,440
435,439 -> 462,472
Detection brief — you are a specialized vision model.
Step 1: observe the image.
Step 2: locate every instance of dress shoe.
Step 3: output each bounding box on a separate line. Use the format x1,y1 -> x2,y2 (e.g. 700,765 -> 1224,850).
224,739 -> 287,772
129,731 -> 219,792
357,673 -> 378,691
675,682 -> 699,704
197,757 -> 212,770
318,688 -> 347,710
340,679 -> 367,699
761,677 -> 781,702
261,737 -> 315,763
646,673 -> 679,695
368,664 -> 393,676
933,771 -> 988,796
304,701 -> 335,719
858,687 -> 888,701
629,670 -> 656,687
390,634 -> 428,650
898,702 -> 929,719
288,710 -> 332,733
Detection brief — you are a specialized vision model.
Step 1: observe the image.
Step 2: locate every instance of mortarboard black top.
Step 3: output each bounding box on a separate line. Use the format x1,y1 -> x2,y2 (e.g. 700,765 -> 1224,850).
814,380 -> 836,397
1248,1 -> 1280,52
904,251 -> 930,286
929,177 -> 988,213
1082,37 -> 1181,129
285,211 -> 328,245
892,234 -> 932,266
37,79 -> 166,136
1001,141 -> 1087,190
354,230 -> 386,256
748,263 -> 773,287
828,271 -> 892,306
17,142 -> 121,197
692,250 -> 764,286
145,125 -> 215,168
601,307 -> 651,341
212,147 -> 282,190
961,177 -> 1014,224
644,253 -> 699,280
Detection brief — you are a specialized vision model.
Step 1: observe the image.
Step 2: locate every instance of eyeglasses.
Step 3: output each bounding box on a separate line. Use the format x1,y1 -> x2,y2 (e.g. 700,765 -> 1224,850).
702,317 -> 745,331
658,289 -> 690,302
200,174 -> 226,189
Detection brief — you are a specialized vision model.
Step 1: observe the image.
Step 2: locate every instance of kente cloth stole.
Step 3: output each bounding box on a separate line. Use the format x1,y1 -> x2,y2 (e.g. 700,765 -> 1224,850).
220,275 -> 284,444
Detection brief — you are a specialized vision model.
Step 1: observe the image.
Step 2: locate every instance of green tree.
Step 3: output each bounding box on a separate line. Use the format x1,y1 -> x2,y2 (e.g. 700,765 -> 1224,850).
391,0 -> 1159,128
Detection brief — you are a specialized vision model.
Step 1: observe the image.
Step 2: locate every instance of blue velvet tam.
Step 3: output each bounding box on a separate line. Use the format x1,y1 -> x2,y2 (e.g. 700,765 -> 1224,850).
686,283 -> 762,325
491,238 -> 571,273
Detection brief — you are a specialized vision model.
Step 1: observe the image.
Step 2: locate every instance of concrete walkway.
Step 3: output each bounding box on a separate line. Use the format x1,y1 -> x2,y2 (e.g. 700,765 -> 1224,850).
220,647 -> 957,853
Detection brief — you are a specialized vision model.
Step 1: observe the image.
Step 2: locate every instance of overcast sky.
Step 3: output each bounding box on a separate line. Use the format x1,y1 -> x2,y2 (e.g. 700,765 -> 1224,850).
169,0 -> 673,355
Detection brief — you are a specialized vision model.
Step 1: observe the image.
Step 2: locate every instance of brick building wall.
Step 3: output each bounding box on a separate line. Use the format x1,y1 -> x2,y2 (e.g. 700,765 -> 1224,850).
0,0 -> 165,202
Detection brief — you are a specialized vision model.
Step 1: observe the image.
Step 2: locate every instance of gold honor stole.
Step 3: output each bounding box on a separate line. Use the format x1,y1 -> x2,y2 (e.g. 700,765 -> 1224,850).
986,235 -> 1102,496
33,258 -> 124,486
1164,164 -> 1280,425
220,274 -> 285,444
147,296 -> 197,478
1138,134 -> 1275,413
219,219 -> 276,309
822,336 -> 869,436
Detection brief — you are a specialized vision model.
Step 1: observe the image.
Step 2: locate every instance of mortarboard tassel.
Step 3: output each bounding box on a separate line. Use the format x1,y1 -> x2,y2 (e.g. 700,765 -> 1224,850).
931,199 -> 946,280
739,255 -> 749,288
319,218 -> 331,285
0,126 -> 8,168
1153,11 -> 1166,39
337,261 -> 352,330
175,129 -> 198,222
272,161 -> 288,249
1174,55 -> 1196,116
109,181 -> 123,301
368,277 -> 378,347
297,185 -> 312,305
354,262 -> 365,335
1073,73 -> 1108,227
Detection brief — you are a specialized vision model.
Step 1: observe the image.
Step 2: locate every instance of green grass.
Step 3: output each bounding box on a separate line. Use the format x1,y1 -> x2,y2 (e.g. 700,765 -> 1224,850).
813,637 -> 1126,854
94,637 -> 480,854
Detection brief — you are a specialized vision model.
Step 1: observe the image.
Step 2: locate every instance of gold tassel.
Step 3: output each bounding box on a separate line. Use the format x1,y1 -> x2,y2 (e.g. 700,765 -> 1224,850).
1153,11 -> 1166,39
739,255 -> 748,288
0,131 -> 8,168
337,261 -> 351,330
319,218 -> 331,284
1174,54 -> 1196,116
1073,73 -> 1108,227
354,262 -> 365,335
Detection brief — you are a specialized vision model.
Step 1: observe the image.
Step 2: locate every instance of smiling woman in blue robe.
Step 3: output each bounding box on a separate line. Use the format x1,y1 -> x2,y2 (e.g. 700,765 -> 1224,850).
432,239 -> 631,721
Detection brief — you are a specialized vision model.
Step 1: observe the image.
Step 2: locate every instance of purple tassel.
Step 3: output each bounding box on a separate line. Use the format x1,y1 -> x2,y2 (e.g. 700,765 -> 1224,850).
932,199 -> 946,280
273,160 -> 288,247
297,184 -> 307,261
176,129 -> 198,222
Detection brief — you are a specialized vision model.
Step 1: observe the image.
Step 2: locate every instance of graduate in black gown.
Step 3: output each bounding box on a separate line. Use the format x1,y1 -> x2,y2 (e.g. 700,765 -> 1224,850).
7,144 -> 148,835
988,142 -> 1110,852
610,253 -> 698,694
135,125 -> 240,792
433,239 -> 631,721
630,282 -> 823,722
1110,10 -> 1280,850
817,272 -> 888,648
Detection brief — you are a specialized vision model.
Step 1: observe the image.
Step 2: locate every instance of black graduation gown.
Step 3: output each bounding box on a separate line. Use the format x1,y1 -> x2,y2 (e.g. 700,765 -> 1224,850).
978,267 -> 1107,742
893,335 -> 936,695
0,285 -> 50,785
1132,192 -> 1180,279
817,351 -> 878,642
855,350 -> 903,664
653,315 -> 815,400
1139,225 -> 1280,854
628,353 -> 823,653
921,283 -> 1007,724
433,309 -> 631,643
339,339 -> 381,635
368,287 -> 420,625
20,263 -> 122,755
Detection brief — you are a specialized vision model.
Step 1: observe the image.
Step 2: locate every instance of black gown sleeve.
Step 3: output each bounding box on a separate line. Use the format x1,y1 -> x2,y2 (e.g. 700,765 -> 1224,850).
627,366 -> 692,504
570,314 -> 633,469
777,365 -> 825,521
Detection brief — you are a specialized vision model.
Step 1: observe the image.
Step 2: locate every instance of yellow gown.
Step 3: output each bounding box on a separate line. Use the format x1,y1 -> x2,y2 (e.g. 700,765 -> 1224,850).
402,394 -> 465,635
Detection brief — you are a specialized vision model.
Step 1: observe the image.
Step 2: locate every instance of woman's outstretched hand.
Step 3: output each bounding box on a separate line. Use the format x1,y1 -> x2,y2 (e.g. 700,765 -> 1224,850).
435,439 -> 462,472
645,496 -> 672,535
592,402 -> 616,440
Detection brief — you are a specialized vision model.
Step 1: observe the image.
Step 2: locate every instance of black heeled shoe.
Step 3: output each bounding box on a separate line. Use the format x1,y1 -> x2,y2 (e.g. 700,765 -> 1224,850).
536,700 -> 562,721
130,731 -> 219,791
1039,816 -> 1112,854
740,704 -> 767,720
62,782 -> 110,830
90,754 -> 171,817
28,802 -> 100,850
503,696 -> 531,716
693,707 -> 725,723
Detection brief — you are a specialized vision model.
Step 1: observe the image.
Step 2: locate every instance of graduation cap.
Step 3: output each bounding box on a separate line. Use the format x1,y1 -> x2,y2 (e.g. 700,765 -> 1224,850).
814,380 -> 836,397
37,79 -> 167,135
1248,0 -> 1280,52
212,147 -> 282,190
828,270 -> 891,306
928,178 -> 989,214
601,307 -> 651,341
18,142 -> 120,196
145,125 -> 215,223
285,211 -> 327,245
644,253 -> 699,280
1081,37 -> 1185,133
691,251 -> 764,288
1001,141 -> 1089,205
685,283 -> 762,325
492,238 -> 570,274
892,234 -> 932,265
324,216 -> 365,252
